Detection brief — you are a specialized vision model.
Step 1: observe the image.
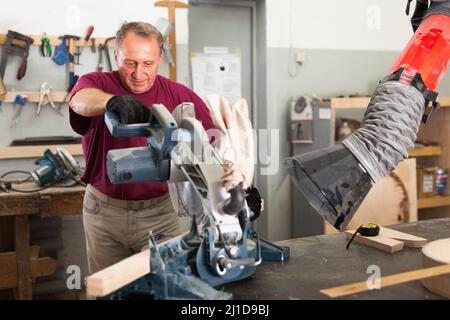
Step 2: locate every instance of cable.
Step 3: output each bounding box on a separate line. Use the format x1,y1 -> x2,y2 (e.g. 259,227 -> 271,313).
0,170 -> 85,193
1,170 -> 33,183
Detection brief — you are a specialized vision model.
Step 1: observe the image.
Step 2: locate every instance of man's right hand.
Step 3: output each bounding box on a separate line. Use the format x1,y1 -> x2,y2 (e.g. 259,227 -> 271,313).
106,96 -> 150,124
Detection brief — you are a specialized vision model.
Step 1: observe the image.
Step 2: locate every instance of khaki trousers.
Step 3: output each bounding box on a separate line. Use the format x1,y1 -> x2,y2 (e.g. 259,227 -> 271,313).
82,185 -> 180,274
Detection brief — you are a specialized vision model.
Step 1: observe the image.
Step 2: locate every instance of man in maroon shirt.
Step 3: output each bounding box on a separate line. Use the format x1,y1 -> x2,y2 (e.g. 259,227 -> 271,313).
68,22 -> 215,273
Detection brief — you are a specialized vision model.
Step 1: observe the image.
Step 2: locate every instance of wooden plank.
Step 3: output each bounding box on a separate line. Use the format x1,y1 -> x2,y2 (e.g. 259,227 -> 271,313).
330,97 -> 370,109
1,90 -> 69,103
378,227 -> 428,248
0,251 -> 56,289
0,144 -> 83,160
330,96 -> 450,109
344,231 -> 404,253
417,196 -> 450,209
0,34 -> 115,48
440,96 -> 450,107
86,249 -> 150,297
86,233 -> 187,297
409,146 -> 442,157
14,215 -> 31,299
320,264 -> 450,298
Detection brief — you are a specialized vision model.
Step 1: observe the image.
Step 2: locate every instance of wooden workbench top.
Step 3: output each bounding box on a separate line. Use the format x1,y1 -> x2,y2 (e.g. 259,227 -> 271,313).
224,218 -> 450,300
0,182 -> 85,217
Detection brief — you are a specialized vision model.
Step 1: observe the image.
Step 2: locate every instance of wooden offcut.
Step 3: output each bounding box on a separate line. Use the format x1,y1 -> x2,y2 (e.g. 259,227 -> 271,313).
344,227 -> 427,253
378,227 -> 428,248
344,231 -> 404,253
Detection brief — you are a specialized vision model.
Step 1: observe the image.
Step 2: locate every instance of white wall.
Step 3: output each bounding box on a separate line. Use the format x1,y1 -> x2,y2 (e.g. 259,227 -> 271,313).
1,0 -> 189,43
267,0 -> 413,51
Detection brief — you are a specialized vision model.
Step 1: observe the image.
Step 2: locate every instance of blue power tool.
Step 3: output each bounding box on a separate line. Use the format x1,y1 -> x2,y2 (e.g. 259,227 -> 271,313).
97,104 -> 290,300
31,146 -> 83,186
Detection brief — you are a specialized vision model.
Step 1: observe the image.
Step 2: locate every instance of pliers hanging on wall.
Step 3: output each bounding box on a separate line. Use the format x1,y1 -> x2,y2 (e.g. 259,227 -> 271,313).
37,82 -> 61,115
40,35 -> 52,57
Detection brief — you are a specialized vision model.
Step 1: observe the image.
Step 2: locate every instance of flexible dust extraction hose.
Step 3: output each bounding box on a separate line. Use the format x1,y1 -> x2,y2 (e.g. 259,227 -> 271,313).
342,82 -> 425,182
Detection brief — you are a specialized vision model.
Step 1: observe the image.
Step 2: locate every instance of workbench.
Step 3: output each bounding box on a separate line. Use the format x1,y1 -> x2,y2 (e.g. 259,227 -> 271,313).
224,218 -> 450,299
0,183 -> 84,299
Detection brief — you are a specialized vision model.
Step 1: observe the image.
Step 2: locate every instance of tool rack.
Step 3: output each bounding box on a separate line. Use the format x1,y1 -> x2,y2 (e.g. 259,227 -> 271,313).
0,32 -> 115,103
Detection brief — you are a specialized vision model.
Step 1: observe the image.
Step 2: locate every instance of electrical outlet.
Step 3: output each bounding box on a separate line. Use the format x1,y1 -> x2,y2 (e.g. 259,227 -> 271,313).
295,51 -> 305,65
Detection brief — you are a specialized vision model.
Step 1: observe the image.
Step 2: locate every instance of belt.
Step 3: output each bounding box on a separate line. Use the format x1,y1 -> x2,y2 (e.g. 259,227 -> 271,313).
86,184 -> 170,210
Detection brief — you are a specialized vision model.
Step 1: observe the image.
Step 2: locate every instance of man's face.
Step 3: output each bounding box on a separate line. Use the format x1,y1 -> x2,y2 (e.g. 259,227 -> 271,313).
115,32 -> 163,94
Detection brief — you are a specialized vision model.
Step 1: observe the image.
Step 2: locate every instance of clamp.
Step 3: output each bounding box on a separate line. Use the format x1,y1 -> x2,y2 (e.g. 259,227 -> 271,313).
37,82 -> 60,115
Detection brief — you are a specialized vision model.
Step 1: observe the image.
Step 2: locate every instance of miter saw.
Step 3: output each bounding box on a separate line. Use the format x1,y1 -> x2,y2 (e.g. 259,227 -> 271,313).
103,104 -> 289,300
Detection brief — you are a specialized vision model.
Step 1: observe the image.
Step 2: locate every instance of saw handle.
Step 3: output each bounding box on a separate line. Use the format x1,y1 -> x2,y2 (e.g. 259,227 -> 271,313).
104,111 -> 152,137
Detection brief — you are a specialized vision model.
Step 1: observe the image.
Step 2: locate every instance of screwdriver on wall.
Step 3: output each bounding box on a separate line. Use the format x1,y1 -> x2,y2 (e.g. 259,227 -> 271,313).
80,25 -> 94,55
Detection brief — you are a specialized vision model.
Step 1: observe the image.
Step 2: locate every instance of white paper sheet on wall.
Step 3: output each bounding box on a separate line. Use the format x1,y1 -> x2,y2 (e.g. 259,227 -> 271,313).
190,50 -> 241,104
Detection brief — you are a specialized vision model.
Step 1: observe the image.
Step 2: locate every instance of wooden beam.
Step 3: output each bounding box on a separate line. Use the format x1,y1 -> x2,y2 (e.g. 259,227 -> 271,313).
0,34 -> 115,48
330,97 -> 371,109
330,96 -> 450,109
321,264 -> 450,298
86,249 -> 150,297
409,146 -> 442,157
14,215 -> 31,299
417,196 -> 450,209
440,96 -> 450,107
155,1 -> 189,81
85,233 -> 187,297
1,90 -> 69,103
0,144 -> 83,160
